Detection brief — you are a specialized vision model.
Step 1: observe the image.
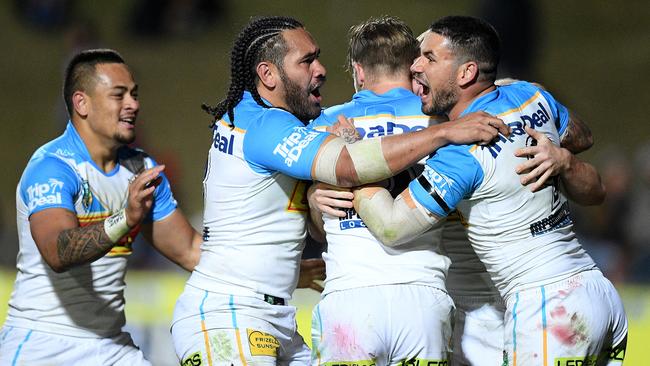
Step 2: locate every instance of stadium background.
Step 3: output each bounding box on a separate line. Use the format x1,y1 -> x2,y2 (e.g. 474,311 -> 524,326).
1,0 -> 648,364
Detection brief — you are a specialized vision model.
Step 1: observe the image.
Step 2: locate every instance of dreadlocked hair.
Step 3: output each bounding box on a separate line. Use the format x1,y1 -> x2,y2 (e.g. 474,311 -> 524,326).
202,16 -> 304,128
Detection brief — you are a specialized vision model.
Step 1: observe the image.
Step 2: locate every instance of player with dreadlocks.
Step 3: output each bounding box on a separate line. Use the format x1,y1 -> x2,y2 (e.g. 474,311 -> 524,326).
171,15 -> 509,365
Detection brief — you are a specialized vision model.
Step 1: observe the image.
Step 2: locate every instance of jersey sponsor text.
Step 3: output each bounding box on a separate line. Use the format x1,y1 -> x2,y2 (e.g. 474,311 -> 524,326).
273,127 -> 321,167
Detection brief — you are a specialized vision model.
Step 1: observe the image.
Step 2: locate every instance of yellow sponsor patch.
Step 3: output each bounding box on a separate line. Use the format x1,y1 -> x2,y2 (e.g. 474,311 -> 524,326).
399,358 -> 448,366
181,351 -> 203,366
553,356 -> 598,366
247,329 -> 280,357
322,361 -> 376,366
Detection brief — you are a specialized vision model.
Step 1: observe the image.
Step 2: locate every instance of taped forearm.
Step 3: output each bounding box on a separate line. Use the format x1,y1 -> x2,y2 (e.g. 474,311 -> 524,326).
354,188 -> 437,247
313,138 -> 392,186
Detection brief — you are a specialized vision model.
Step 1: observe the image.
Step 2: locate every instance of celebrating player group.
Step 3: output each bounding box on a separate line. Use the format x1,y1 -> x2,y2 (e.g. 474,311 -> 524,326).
1,12 -> 627,366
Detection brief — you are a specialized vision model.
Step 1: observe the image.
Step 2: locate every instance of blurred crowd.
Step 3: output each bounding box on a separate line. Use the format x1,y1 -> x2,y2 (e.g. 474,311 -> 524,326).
2,0 -> 647,285
572,143 -> 650,283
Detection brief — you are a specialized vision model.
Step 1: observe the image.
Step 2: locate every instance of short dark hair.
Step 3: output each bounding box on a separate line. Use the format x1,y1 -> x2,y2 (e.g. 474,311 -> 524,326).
63,49 -> 125,117
429,16 -> 500,82
202,16 -> 303,127
347,16 -> 418,77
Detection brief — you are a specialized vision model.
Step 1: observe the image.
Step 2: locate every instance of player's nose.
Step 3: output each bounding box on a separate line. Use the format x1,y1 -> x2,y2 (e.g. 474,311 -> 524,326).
410,56 -> 424,74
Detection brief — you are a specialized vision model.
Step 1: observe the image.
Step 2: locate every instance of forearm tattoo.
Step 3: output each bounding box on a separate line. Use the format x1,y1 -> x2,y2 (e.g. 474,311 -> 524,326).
561,115 -> 593,154
339,127 -> 361,144
56,223 -> 114,269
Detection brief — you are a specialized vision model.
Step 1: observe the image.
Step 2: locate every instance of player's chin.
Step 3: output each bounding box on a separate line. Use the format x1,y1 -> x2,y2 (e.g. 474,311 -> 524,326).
116,131 -> 136,145
421,102 -> 437,116
305,105 -> 322,121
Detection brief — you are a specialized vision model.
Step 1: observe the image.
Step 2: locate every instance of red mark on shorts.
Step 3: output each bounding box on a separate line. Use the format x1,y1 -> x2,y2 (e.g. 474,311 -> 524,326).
330,324 -> 365,359
550,306 -> 567,318
333,325 -> 355,349
549,312 -> 588,346
550,324 -> 576,345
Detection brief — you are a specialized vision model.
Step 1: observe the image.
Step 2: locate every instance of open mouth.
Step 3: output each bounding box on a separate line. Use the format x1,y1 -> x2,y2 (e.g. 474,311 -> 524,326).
413,78 -> 430,98
119,116 -> 136,127
310,87 -> 322,104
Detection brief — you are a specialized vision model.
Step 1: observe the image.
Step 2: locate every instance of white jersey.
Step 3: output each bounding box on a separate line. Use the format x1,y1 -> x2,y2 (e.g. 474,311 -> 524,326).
5,122 -> 177,338
410,81 -> 597,298
190,91 -> 331,300
310,88 -> 450,294
440,212 -> 499,299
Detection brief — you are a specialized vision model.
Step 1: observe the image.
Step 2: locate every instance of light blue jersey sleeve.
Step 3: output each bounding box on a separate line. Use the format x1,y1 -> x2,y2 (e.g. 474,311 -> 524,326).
309,108 -> 340,129
243,109 -> 331,180
20,154 -> 80,216
538,89 -> 570,135
409,145 -> 484,217
146,157 -> 177,222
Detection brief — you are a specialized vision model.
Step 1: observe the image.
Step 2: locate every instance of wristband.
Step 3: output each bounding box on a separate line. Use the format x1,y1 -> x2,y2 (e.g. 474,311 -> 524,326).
104,209 -> 130,243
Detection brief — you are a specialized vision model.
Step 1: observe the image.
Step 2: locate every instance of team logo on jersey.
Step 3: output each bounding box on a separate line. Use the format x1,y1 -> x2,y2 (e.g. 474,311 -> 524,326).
286,180 -> 309,213
247,329 -> 280,357
26,178 -> 64,211
355,121 -> 426,139
81,179 -> 93,210
273,127 -> 321,167
209,330 -> 234,361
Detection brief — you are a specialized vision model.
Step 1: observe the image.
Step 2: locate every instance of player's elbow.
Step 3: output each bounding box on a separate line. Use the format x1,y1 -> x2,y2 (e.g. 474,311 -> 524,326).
37,244 -> 70,273
46,259 -> 69,273
182,242 -> 202,272
579,134 -> 594,152
574,182 -> 606,206
588,183 -> 607,206
372,224 -> 410,248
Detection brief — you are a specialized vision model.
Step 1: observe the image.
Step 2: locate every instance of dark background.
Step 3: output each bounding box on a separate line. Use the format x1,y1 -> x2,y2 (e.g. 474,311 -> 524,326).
1,0 -> 649,281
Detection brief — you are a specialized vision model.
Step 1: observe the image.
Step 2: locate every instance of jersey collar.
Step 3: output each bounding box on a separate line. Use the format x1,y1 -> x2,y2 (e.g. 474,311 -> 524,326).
352,87 -> 414,102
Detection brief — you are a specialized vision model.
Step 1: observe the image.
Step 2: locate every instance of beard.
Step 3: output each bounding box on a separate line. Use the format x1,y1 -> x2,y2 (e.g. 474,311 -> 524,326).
279,70 -> 322,123
422,77 -> 459,116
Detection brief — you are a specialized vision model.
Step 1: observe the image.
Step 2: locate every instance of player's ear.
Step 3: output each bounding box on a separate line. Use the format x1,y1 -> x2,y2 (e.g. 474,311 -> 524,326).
457,61 -> 479,87
72,91 -> 89,118
256,61 -> 278,89
352,62 -> 365,90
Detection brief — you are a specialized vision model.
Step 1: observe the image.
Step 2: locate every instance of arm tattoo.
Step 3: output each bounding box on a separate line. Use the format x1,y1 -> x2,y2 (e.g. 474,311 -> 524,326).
56,223 -> 115,270
561,113 -> 593,153
339,127 -> 361,144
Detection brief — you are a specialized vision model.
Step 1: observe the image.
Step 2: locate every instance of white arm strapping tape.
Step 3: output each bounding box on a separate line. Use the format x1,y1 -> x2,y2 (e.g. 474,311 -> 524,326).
313,138 -> 345,185
104,209 -> 131,243
313,137 -> 392,186
355,189 -> 438,247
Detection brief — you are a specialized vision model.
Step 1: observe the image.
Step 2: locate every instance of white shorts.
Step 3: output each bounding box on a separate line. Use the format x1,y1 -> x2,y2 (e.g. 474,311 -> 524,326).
450,295 -> 506,366
0,326 -> 150,366
504,270 -> 628,366
172,284 -> 310,366
311,284 -> 454,366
